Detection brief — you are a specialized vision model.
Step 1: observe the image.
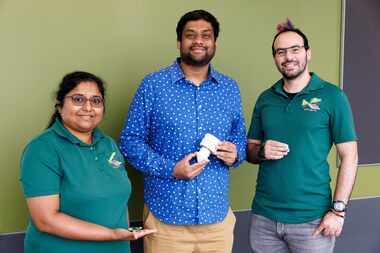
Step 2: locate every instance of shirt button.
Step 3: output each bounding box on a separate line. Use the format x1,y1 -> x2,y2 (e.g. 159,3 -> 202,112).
95,157 -> 98,160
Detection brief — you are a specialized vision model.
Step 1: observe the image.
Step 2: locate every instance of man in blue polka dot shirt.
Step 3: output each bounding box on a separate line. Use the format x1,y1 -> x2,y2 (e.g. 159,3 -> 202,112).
120,9 -> 246,253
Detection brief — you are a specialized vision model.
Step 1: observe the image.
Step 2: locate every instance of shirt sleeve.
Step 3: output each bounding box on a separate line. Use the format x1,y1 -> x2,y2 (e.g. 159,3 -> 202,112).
330,90 -> 358,144
229,83 -> 247,168
119,77 -> 176,179
20,139 -> 62,198
247,95 -> 264,141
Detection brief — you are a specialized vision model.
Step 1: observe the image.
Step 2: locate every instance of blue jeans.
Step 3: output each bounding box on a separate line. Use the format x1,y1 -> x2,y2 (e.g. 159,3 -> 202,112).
249,214 -> 335,253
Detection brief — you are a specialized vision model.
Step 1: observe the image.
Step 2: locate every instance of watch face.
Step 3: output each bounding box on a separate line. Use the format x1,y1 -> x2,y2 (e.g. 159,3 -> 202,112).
333,202 -> 346,212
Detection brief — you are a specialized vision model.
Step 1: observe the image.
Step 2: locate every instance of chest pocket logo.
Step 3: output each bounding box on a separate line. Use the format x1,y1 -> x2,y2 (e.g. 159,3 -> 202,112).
108,152 -> 122,168
302,97 -> 321,112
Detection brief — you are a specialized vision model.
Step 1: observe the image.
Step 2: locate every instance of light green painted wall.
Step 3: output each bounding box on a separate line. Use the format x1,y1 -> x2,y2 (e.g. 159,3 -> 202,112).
1,0 -> 379,233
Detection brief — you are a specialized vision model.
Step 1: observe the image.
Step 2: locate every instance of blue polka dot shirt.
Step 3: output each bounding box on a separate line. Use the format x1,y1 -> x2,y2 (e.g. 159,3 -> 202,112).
120,59 -> 246,225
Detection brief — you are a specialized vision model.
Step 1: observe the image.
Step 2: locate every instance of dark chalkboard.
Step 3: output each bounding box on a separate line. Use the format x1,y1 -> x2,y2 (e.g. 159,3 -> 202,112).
341,0 -> 380,165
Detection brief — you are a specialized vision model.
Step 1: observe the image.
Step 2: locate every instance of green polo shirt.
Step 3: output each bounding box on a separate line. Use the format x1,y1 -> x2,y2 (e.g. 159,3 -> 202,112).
248,73 -> 357,224
20,119 -> 131,253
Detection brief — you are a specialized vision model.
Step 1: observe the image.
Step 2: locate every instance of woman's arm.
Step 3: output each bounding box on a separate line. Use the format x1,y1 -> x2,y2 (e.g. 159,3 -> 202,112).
27,195 -> 155,241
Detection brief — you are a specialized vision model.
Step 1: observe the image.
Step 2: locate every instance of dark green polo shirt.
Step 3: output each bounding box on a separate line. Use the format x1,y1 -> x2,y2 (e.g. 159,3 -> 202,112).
248,73 -> 357,223
20,119 -> 131,253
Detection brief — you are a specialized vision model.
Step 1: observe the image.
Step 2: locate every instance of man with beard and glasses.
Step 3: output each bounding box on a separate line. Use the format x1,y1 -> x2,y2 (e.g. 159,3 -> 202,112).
246,23 -> 358,253
119,9 -> 246,253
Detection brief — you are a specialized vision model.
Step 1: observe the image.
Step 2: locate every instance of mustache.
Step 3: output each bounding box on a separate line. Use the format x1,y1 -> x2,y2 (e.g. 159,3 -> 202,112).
282,60 -> 298,66
190,44 -> 207,50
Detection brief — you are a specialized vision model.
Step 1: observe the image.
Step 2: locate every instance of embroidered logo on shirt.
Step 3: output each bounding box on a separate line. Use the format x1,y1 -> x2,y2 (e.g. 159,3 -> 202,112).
108,152 -> 122,168
302,97 -> 321,111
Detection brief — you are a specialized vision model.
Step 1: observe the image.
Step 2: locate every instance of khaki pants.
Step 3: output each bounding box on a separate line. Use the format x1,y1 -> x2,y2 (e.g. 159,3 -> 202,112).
143,205 -> 236,253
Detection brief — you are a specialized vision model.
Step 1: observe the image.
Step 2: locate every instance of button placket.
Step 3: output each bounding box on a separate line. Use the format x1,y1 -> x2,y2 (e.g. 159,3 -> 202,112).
285,97 -> 296,112
195,86 -> 203,135
91,146 -> 98,160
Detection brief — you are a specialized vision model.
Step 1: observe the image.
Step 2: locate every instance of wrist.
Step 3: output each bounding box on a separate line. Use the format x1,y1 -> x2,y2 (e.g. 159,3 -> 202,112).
330,208 -> 345,219
110,228 -> 120,240
230,154 -> 239,166
258,141 -> 266,161
332,200 -> 348,212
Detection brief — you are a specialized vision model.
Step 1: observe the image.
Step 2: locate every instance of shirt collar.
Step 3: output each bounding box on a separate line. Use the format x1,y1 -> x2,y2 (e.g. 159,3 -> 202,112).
170,58 -> 221,85
272,72 -> 325,97
51,119 -> 104,146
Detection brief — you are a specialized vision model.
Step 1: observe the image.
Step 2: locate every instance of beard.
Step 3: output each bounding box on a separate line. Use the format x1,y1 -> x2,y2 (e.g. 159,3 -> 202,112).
180,46 -> 215,67
277,55 -> 307,80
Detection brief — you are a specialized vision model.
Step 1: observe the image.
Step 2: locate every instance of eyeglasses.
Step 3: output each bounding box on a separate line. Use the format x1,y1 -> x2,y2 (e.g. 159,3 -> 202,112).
274,45 -> 305,57
65,95 -> 104,108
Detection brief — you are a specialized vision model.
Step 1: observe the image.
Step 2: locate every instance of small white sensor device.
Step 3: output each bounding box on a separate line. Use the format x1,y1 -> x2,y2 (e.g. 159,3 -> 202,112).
196,133 -> 221,162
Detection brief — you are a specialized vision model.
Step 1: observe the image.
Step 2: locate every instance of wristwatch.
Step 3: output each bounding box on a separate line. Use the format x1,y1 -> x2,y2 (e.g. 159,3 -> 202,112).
332,200 -> 347,212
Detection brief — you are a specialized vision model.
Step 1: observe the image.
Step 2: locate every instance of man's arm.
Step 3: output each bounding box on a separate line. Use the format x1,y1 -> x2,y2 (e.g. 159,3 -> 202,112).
246,139 -> 289,164
119,78 -> 177,179
221,84 -> 247,167
246,139 -> 262,164
313,141 -> 358,237
120,78 -> 207,180
333,141 -> 358,203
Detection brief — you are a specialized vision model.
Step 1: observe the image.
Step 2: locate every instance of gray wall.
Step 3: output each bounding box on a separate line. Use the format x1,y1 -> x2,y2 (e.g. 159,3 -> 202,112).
342,0 -> 380,165
1,198 -> 380,253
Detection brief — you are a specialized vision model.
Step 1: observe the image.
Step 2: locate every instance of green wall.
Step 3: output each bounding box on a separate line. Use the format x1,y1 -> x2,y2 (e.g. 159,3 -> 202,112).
1,0 -> 379,233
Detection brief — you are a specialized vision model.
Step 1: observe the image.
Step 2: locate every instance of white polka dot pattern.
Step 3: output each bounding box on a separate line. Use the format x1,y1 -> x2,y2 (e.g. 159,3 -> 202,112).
120,59 -> 246,225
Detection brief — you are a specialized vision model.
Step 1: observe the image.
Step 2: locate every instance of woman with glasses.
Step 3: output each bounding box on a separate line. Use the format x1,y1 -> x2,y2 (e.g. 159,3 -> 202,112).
20,71 -> 155,253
